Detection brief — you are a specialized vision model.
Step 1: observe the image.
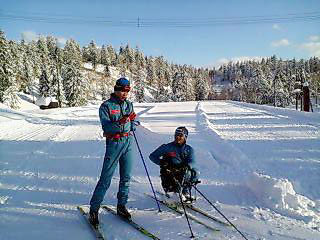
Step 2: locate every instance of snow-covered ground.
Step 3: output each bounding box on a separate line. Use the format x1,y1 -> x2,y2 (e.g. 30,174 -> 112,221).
1,97 -> 320,240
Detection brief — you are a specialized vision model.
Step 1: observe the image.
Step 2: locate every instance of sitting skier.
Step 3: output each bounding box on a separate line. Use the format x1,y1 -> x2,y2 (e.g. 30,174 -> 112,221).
149,126 -> 199,202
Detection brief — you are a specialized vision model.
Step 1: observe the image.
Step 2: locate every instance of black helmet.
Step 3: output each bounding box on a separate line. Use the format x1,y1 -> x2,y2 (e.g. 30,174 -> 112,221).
175,126 -> 188,139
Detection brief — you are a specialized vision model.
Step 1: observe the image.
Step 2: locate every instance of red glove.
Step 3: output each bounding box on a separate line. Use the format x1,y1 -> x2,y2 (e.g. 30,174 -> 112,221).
128,112 -> 136,121
118,115 -> 129,125
118,112 -> 136,125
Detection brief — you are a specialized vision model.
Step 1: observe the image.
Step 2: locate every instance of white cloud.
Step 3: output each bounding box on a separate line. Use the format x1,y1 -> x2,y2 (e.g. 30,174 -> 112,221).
21,30 -> 67,47
300,41 -> 320,57
271,39 -> 290,47
309,35 -> 320,42
272,24 -> 281,30
211,56 -> 264,68
230,56 -> 263,62
297,35 -> 320,57
21,31 -> 39,42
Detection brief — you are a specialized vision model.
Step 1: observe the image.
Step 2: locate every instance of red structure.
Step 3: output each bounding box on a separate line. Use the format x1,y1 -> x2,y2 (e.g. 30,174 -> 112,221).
303,82 -> 310,112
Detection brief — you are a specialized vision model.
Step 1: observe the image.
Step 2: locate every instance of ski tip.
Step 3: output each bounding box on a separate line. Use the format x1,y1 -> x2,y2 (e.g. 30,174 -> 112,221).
77,204 -> 90,209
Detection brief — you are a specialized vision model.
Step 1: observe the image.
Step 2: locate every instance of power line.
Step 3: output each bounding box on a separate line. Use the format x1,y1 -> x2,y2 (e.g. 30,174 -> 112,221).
0,11 -> 320,27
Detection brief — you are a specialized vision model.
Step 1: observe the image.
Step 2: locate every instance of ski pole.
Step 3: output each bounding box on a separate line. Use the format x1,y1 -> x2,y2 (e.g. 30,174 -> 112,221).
165,168 -> 195,238
192,185 -> 249,240
132,129 -> 161,212
177,190 -> 195,239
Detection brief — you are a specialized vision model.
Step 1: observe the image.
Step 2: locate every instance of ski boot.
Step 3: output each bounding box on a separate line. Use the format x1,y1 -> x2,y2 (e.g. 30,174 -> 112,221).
182,193 -> 195,204
117,204 -> 131,219
89,209 -> 99,227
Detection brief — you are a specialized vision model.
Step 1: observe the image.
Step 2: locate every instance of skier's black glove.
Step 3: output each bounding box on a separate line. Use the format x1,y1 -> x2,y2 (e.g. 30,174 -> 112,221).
190,168 -> 200,185
190,168 -> 197,177
130,120 -> 141,132
160,159 -> 169,168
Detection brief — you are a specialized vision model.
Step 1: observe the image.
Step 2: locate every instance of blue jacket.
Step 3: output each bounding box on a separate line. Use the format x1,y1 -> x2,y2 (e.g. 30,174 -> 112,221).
149,141 -> 197,173
99,94 -> 134,134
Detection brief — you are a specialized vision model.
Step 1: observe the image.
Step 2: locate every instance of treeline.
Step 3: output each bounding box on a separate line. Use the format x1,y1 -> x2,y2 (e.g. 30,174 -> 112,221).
1,29 -> 319,109
215,55 -> 320,107
0,30 -> 212,109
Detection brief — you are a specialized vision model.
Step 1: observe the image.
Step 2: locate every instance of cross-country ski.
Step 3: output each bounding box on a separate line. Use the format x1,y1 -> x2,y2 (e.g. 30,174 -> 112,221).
1,2 -> 320,238
78,205 -> 106,240
101,205 -> 160,240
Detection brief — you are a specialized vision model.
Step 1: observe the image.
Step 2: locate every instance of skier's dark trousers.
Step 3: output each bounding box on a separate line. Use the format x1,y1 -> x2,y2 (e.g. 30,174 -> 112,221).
89,78 -> 136,224
149,127 -> 199,196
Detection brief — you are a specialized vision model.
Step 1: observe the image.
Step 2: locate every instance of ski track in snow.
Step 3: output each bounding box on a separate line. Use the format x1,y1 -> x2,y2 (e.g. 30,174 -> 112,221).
0,101 -> 319,240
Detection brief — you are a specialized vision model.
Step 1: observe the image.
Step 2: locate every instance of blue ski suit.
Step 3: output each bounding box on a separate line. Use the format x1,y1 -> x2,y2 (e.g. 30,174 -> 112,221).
90,94 -> 135,211
149,141 -> 199,193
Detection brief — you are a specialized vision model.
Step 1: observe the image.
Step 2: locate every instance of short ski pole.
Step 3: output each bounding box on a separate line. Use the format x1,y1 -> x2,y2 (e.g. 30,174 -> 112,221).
132,130 -> 161,212
193,185 -> 249,240
178,190 -> 195,239
169,170 -> 195,238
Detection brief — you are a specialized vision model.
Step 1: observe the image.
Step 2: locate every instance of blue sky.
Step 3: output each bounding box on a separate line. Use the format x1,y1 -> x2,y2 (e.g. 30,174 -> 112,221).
1,0 -> 319,67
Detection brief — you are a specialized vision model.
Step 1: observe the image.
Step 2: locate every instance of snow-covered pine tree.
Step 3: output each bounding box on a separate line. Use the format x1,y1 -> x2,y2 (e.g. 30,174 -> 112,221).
134,46 -> 146,70
20,40 -> 36,101
307,58 -> 320,103
250,64 -> 268,104
185,66 -> 196,101
118,45 -> 127,77
133,46 -> 146,102
194,68 -> 210,101
124,44 -> 135,72
172,69 -> 187,102
51,45 -> 65,107
153,56 -> 169,102
46,36 -> 58,59
88,40 -> 99,70
28,40 -> 42,83
37,37 -> 52,97
100,45 -> 110,66
0,30 -> 19,108
82,45 -> 89,62
310,72 -> 320,104
100,64 -> 112,101
39,67 -> 50,97
107,45 -> 117,66
62,39 -> 88,106
244,62 -> 255,102
133,66 -> 146,103
11,40 -> 25,92
282,62 -> 294,106
46,36 -> 59,98
273,62 -> 287,107
146,57 -> 156,85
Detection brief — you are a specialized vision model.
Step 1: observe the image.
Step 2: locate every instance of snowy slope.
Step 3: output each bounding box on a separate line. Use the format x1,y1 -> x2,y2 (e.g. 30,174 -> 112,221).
0,99 -> 319,240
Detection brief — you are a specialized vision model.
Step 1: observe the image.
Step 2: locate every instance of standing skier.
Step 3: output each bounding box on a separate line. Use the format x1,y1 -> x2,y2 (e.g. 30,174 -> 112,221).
89,77 -> 136,226
149,127 -> 199,202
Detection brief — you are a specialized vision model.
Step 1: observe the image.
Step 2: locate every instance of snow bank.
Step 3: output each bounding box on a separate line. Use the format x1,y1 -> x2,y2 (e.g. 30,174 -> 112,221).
0,103 -> 30,122
16,93 -> 39,110
0,102 -> 10,110
196,102 -> 255,171
246,172 -> 320,229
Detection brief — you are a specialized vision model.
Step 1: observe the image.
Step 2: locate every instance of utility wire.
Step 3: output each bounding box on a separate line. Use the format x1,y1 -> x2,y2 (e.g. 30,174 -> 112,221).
1,11 -> 320,27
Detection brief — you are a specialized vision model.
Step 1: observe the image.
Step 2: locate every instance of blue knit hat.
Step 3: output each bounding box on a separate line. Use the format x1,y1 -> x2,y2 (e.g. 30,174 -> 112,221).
114,78 -> 131,92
